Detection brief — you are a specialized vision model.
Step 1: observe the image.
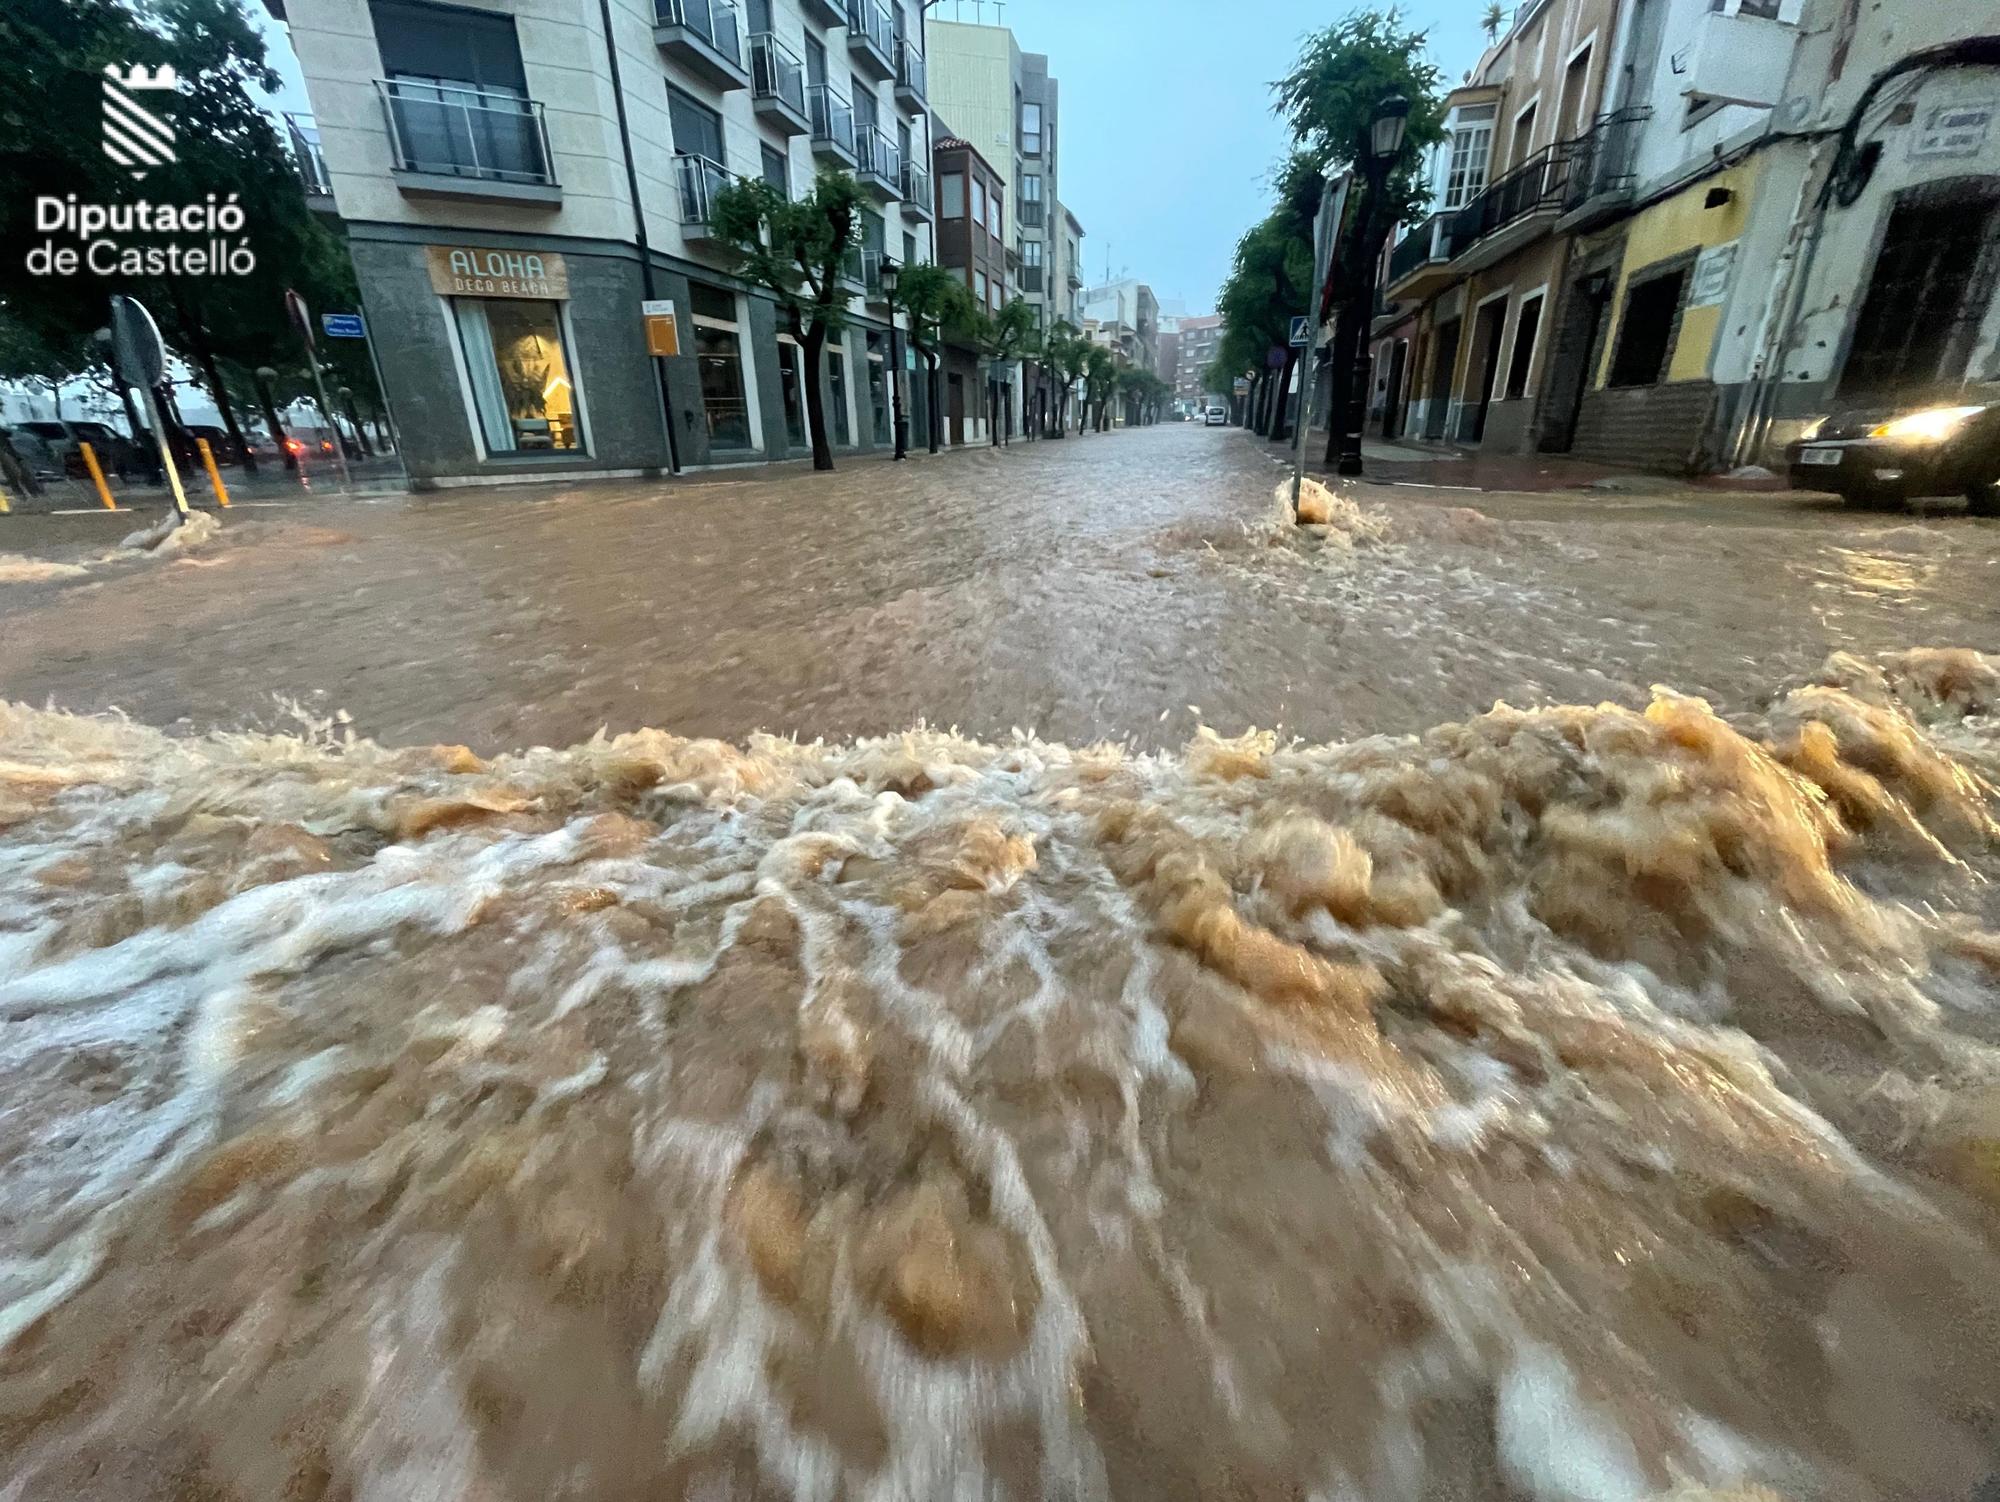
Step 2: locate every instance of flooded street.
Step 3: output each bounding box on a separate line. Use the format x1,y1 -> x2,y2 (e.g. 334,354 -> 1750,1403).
4,427 -> 2000,1500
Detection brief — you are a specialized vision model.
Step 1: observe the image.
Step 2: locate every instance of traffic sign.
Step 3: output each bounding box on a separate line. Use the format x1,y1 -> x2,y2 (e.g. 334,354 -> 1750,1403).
109,294 -> 167,386
285,288 -> 315,352
642,298 -> 680,357
321,312 -> 367,339
1288,315 -> 1312,347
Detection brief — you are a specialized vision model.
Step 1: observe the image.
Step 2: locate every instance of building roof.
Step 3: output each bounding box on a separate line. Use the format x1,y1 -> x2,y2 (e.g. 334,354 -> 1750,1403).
933,135 -> 1001,180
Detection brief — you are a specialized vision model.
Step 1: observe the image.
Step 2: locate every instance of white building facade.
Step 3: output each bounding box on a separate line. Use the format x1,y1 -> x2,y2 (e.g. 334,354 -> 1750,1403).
270,0 -> 938,485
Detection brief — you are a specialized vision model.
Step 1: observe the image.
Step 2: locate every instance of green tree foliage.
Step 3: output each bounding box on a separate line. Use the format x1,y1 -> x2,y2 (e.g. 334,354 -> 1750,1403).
948,297 -> 1039,446
1082,346 -> 1117,433
1274,10 -> 1446,231
1,0 -> 377,469
711,170 -> 865,470
1041,319 -> 1090,436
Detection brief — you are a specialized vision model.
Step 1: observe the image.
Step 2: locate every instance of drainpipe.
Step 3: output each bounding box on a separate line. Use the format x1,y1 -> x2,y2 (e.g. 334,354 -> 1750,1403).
596,0 -> 680,474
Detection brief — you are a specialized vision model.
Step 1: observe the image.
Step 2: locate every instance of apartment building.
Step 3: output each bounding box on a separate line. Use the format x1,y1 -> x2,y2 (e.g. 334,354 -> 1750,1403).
268,0 -> 937,485
1374,0 -> 1998,474
1379,0 -> 1622,455
1176,313 -> 1222,405
930,131 -> 1008,443
925,18 -> 1080,433
1080,279 -> 1160,372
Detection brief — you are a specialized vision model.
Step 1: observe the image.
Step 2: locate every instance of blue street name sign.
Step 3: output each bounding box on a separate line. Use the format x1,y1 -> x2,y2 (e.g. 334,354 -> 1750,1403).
321,312 -> 367,339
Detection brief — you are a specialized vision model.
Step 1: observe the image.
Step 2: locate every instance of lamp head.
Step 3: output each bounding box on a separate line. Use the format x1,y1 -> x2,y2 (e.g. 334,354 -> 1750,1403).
1370,93 -> 1412,164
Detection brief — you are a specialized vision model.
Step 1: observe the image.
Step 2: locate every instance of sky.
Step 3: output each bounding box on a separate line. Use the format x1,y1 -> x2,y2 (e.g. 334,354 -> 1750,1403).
250,0 -> 1490,318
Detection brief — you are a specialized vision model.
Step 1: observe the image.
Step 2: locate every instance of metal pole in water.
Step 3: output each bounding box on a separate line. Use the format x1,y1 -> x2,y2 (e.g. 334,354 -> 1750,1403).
137,382 -> 191,523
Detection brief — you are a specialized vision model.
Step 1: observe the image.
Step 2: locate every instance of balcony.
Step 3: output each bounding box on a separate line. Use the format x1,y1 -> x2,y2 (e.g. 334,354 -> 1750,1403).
807,84 -> 856,166
1067,266 -> 1082,289
860,248 -> 889,302
654,0 -> 748,91
1446,146 -> 1568,275
1556,107 -> 1651,233
376,80 -> 560,206
899,160 -> 932,221
1019,199 -> 1044,228
840,245 -> 865,291
284,112 -> 334,210
893,40 -> 925,109
799,0 -> 842,24
844,0 -> 894,80
677,152 -> 738,245
854,124 -> 900,201
1384,212 -> 1455,301
1674,7 -> 1793,112
749,32 -> 809,134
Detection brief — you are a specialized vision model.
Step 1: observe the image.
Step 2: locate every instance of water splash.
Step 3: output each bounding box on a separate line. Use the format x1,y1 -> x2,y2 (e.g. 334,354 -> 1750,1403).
1,653 -> 1998,1500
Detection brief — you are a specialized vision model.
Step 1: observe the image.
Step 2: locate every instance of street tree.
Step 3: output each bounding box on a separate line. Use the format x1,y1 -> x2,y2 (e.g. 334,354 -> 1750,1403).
1275,9 -> 1445,462
1,0 -> 377,472
1042,320 -> 1090,437
891,261 -> 975,454
948,297 -> 1039,446
1083,346 -> 1118,433
711,170 -> 865,471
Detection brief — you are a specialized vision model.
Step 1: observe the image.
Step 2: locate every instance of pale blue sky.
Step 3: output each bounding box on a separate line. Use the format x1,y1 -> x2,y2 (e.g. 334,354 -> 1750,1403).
253,0 -> 1489,315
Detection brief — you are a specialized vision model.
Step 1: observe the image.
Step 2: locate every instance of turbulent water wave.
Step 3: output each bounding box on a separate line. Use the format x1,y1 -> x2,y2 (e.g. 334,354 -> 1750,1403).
2,651 -> 1999,1501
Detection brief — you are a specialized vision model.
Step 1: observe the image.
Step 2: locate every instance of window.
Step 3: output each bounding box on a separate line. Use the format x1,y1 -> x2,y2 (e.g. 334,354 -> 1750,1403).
852,76 -> 877,131
761,143 -> 788,197
668,85 -> 724,164
1020,172 -> 1042,224
1023,238 -> 1042,268
746,0 -> 770,26
970,177 -> 986,230
1737,0 -> 1783,15
452,297 -> 582,455
974,270 -> 987,303
776,339 -> 806,448
828,347 -> 852,446
940,171 -> 964,218
1020,100 -> 1042,154
372,1 -> 540,178
1443,113 -> 1493,209
988,187 -> 1001,239
866,331 -> 890,445
690,282 -> 754,451
1505,294 -> 1543,399
903,230 -> 918,266
804,33 -> 826,88
1510,101 -> 1538,166
1607,269 -> 1688,387
1561,46 -> 1593,139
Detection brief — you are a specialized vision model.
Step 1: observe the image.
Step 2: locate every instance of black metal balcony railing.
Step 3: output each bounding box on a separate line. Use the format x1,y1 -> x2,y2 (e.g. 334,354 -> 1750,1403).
656,0 -> 742,67
807,83 -> 855,154
1449,145 -> 1568,248
285,112 -> 332,197
1020,199 -> 1044,228
377,79 -> 555,184
1559,106 -> 1652,211
1020,264 -> 1044,293
676,152 -> 734,229
845,0 -> 893,57
749,31 -> 805,114
894,39 -> 925,99
900,159 -> 930,208
855,124 -> 900,185
1387,211 -> 1452,283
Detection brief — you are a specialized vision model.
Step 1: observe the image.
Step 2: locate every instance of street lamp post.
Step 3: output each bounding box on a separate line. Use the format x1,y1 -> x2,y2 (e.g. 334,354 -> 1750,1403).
1336,92 -> 1412,478
879,255 -> 909,461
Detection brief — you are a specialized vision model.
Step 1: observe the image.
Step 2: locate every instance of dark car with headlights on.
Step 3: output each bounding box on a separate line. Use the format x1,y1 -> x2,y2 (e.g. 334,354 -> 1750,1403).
1787,399 -> 2000,513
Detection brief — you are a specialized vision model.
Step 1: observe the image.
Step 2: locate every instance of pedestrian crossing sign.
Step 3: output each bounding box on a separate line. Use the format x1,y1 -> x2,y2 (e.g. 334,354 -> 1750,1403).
1288,315 -> 1311,347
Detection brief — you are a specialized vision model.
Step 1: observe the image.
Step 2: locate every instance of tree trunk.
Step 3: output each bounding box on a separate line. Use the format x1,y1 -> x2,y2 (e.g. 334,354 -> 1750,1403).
803,324 -> 834,471
1322,301 -> 1365,468
255,386 -> 296,473
1271,348 -> 1298,444
171,287 -> 258,474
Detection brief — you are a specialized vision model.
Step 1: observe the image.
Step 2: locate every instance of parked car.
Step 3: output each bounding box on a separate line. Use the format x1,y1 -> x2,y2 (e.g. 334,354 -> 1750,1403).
1204,405 -> 1228,426
1787,398 -> 1999,513
5,419 -> 146,481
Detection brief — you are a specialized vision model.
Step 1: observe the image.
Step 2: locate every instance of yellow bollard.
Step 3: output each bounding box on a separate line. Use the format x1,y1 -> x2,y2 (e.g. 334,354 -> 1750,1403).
78,442 -> 117,510
0,487 -> 10,514
195,438 -> 232,508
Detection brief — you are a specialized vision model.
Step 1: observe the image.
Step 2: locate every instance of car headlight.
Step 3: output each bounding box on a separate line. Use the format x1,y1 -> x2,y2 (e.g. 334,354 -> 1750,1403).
1869,405 -> 1985,442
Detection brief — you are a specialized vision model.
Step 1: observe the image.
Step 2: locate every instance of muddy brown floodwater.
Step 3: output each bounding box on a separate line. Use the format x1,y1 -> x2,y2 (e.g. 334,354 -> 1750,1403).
3,429 -> 2000,1500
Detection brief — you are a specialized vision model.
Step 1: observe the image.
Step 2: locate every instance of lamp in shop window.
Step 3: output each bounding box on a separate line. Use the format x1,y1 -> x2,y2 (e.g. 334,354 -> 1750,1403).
879,255 -> 910,461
